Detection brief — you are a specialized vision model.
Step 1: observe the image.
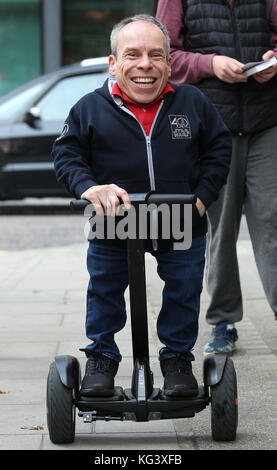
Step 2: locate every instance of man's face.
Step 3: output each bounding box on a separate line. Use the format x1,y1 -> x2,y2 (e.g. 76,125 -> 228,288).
109,21 -> 171,104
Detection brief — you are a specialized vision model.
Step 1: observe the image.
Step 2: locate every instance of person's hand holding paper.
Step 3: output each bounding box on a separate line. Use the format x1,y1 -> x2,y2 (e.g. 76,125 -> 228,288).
252,50 -> 277,83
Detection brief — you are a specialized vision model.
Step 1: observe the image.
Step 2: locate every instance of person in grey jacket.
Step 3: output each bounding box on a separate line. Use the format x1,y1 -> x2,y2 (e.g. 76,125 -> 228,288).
157,0 -> 277,355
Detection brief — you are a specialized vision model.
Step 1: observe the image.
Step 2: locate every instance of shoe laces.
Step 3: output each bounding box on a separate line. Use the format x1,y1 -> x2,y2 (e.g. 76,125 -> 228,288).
213,322 -> 228,338
213,323 -> 238,341
86,354 -> 115,375
162,357 -> 191,375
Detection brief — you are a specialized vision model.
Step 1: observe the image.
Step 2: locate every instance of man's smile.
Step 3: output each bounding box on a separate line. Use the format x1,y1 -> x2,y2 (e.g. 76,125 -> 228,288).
131,77 -> 157,86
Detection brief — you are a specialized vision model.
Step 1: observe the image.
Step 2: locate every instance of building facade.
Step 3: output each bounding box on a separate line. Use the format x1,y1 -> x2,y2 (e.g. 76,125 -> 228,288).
0,0 -> 158,97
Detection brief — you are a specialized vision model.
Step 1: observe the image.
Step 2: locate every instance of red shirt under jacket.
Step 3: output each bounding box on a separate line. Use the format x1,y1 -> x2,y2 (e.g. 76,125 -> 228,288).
111,82 -> 174,135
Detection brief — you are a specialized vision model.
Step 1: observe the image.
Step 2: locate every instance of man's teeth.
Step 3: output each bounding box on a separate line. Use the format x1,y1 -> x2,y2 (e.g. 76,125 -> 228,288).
133,78 -> 155,83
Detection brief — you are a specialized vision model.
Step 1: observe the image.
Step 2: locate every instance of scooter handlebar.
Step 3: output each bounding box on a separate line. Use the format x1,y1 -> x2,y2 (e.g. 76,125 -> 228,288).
147,193 -> 196,205
70,192 -> 196,211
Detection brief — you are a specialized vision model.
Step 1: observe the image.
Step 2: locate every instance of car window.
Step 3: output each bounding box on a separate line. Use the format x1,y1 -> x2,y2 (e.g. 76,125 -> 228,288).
0,83 -> 45,121
37,72 -> 108,121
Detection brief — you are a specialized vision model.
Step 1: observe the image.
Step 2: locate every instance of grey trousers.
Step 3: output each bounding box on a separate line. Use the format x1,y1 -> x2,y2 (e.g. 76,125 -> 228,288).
205,126 -> 277,325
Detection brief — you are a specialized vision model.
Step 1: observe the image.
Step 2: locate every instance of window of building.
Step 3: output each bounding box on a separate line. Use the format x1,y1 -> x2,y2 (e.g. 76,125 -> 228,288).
62,0 -> 158,65
0,0 -> 41,97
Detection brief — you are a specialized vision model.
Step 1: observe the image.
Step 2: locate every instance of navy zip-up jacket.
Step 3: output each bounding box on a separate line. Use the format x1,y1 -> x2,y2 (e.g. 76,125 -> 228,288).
52,78 -> 232,244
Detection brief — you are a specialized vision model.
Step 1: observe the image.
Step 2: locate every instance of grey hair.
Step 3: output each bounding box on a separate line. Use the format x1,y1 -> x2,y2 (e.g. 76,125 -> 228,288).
110,14 -> 170,60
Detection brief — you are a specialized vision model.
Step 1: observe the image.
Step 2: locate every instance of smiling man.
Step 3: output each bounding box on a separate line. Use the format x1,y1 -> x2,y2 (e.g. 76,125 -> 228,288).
52,15 -> 232,399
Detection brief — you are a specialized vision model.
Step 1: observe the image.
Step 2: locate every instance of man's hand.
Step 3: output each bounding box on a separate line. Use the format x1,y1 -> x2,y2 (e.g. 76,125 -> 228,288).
196,198 -> 206,217
253,50 -> 277,83
212,55 -> 248,83
81,184 -> 131,215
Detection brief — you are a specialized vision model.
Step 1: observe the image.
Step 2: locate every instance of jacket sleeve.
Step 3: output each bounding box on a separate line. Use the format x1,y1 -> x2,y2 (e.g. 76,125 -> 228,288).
193,90 -> 232,208
51,101 -> 97,198
156,0 -> 215,84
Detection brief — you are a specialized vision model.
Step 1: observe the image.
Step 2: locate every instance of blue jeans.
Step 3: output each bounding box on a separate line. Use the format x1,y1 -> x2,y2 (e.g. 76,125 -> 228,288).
83,236 -> 206,362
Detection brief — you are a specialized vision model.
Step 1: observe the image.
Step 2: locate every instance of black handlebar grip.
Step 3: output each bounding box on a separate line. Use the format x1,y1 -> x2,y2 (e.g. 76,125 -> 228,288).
70,199 -> 91,211
147,193 -> 196,205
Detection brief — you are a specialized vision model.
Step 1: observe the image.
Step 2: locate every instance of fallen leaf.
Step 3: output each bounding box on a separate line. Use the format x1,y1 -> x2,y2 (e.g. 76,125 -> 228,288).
21,425 -> 44,430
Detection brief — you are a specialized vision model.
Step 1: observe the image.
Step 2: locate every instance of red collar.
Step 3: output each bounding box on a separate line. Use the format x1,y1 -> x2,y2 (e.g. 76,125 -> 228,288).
111,82 -> 174,107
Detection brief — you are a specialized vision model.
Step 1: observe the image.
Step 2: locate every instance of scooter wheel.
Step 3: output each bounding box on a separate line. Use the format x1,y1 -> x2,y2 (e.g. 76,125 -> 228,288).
210,357 -> 238,441
46,361 -> 76,444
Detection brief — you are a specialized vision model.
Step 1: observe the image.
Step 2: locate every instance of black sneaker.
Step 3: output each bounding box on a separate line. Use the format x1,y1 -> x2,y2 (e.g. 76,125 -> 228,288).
80,353 -> 119,397
160,357 -> 198,397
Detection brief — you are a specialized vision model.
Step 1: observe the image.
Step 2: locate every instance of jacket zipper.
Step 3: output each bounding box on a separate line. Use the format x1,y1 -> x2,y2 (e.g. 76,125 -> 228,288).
119,100 -> 165,250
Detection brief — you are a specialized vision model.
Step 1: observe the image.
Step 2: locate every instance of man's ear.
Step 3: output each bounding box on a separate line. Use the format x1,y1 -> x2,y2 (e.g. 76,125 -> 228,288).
109,54 -> 116,76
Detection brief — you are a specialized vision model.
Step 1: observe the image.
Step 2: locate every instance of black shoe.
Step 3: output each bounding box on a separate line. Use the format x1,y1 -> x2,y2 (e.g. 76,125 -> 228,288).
80,353 -> 119,397
160,357 -> 198,397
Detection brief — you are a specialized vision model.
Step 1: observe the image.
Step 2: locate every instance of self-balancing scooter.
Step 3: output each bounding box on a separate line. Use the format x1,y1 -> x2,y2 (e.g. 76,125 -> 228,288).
46,193 -> 238,443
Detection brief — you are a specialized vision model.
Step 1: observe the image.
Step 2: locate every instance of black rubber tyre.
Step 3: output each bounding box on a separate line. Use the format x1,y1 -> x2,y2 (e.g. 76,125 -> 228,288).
210,357 -> 238,441
46,361 -> 76,444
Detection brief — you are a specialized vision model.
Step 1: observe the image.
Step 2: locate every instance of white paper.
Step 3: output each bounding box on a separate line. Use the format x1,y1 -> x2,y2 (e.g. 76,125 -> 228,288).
242,56 -> 277,76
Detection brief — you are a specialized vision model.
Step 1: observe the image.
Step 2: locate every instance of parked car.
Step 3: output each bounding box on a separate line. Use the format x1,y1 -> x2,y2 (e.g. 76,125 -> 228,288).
0,57 -> 109,200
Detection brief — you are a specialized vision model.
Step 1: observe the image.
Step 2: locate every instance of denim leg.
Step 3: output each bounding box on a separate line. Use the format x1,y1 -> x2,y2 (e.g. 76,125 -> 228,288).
83,242 -> 129,362
153,236 -> 206,361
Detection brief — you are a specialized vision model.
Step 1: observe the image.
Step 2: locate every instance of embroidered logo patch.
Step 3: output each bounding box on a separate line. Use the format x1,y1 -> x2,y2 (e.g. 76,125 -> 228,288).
169,114 -> 192,139
56,123 -> 69,141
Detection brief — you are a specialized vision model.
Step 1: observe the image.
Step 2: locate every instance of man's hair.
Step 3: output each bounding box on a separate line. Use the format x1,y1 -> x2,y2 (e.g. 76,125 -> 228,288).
110,14 -> 170,60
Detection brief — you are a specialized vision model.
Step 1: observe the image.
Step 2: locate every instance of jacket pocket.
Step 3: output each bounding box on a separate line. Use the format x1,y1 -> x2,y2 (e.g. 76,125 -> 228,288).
192,202 -> 202,227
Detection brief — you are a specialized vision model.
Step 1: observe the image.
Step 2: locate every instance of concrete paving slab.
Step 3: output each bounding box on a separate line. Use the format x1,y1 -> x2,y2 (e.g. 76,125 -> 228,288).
0,379 -> 46,405
0,404 -> 46,435
0,342 -> 57,359
0,435 -> 43,450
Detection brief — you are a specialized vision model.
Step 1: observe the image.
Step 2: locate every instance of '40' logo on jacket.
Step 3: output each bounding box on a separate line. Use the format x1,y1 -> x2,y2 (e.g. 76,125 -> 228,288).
168,115 -> 192,139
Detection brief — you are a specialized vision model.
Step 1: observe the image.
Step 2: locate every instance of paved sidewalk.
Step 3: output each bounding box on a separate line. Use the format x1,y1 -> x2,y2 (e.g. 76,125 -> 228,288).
0,232 -> 276,450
